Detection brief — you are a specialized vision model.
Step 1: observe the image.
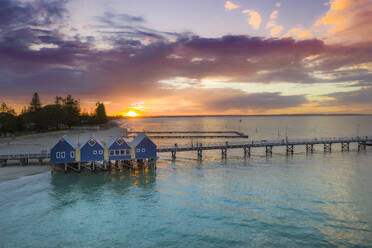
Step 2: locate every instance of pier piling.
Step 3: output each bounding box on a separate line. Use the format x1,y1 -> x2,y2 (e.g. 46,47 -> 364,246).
171,150 -> 176,160
324,143 -> 332,152
266,146 -> 273,156
341,142 -> 350,152
306,144 -> 314,153
221,148 -> 227,160
197,149 -> 203,160
243,146 -> 251,158
286,145 -> 294,155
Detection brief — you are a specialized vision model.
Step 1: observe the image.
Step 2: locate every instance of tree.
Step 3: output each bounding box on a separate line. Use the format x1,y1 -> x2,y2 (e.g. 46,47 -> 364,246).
55,96 -> 63,106
39,104 -> 64,130
95,102 -> 108,124
0,103 -> 21,134
62,95 -> 80,128
0,102 -> 16,115
29,92 -> 42,112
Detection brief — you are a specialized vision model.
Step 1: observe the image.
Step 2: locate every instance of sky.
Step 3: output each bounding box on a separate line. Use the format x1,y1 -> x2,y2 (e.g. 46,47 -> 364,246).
1,0 -> 372,116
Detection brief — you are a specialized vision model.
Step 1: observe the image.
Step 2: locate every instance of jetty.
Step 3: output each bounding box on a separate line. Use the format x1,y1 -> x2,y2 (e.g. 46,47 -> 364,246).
0,136 -> 371,167
159,136 -> 372,160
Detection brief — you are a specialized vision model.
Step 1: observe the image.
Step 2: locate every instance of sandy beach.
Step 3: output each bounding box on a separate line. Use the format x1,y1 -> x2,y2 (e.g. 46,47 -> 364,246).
0,166 -> 50,182
0,121 -> 127,182
0,121 -> 125,154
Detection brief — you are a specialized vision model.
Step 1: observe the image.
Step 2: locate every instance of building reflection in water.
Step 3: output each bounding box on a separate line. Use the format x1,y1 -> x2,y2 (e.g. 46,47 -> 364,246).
49,166 -> 157,207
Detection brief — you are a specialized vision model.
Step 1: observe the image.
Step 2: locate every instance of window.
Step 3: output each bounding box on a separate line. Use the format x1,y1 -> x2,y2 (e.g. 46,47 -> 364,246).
116,138 -> 123,145
136,149 -> 141,153
99,150 -> 103,155
88,138 -> 96,146
142,148 -> 146,152
56,152 -> 60,158
120,150 -> 125,155
70,151 -> 75,158
110,150 -> 114,155
61,152 -> 65,158
115,150 -> 120,155
93,150 -> 97,155
125,149 -> 130,155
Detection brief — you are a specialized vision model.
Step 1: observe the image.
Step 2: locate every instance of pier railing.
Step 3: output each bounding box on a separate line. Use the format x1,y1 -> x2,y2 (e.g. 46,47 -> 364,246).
157,136 -> 372,151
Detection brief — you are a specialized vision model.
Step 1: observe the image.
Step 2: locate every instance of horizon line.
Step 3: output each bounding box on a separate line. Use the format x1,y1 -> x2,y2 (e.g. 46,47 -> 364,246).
119,113 -> 372,119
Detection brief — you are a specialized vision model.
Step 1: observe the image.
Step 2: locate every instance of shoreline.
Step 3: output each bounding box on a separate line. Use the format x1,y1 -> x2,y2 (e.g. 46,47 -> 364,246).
0,120 -> 119,143
0,165 -> 50,183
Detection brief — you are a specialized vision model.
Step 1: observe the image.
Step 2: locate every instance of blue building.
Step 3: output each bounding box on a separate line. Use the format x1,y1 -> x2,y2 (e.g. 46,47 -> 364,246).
50,136 -> 77,164
80,137 -> 105,162
108,136 -> 131,161
131,133 -> 157,159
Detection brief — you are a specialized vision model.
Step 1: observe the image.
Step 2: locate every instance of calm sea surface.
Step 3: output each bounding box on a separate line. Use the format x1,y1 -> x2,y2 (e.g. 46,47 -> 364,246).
1,116 -> 372,247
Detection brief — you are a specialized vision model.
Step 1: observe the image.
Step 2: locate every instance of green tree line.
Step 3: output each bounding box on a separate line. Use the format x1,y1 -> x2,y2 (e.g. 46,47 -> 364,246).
0,93 -> 108,135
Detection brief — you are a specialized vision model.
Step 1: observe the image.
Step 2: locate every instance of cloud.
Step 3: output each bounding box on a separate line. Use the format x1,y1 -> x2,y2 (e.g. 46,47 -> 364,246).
284,26 -> 313,39
269,25 -> 284,36
225,1 -> 240,11
270,10 -> 278,19
242,9 -> 262,30
2,0 -> 372,114
204,91 -> 307,111
314,0 -> 372,43
151,88 -> 308,114
326,86 -> 372,107
284,0 -> 372,43
97,12 -> 145,26
266,10 -> 283,36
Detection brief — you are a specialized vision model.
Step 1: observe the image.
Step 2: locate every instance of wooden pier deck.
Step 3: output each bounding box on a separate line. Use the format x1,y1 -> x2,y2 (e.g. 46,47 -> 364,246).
1,136 -> 371,165
157,136 -> 372,159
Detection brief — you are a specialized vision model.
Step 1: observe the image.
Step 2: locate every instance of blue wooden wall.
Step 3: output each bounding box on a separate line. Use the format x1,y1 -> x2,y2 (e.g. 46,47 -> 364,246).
51,138 -> 76,164
133,136 -> 157,159
108,137 -> 131,160
80,138 -> 105,162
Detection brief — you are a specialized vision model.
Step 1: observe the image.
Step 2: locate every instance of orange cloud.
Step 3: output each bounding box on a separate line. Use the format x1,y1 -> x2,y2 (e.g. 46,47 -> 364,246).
266,10 -> 283,36
225,1 -> 240,11
315,0 -> 372,43
270,25 -> 284,36
242,9 -> 262,30
284,26 -> 313,39
270,10 -> 278,19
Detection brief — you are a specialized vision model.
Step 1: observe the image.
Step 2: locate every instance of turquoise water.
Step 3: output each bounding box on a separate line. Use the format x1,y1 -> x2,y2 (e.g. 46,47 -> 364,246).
1,116 -> 372,247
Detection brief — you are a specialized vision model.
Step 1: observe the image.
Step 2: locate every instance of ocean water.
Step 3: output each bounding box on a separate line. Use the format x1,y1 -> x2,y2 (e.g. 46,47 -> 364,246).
1,116 -> 372,247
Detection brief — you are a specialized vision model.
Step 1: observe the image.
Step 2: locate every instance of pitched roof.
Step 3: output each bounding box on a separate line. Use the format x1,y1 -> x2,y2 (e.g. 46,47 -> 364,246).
131,133 -> 146,146
131,133 -> 156,147
81,136 -> 105,148
59,135 -> 77,148
107,136 -> 129,147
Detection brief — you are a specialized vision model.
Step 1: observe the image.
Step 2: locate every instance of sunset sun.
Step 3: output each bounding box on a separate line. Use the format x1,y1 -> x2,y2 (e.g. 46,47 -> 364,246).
123,110 -> 140,117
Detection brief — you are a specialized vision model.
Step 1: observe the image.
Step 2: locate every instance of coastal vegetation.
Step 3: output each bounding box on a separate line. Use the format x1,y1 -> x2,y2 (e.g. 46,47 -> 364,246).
0,93 -> 108,135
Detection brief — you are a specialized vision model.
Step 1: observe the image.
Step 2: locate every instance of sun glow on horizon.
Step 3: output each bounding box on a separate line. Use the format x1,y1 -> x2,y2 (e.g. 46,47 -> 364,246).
123,110 -> 141,117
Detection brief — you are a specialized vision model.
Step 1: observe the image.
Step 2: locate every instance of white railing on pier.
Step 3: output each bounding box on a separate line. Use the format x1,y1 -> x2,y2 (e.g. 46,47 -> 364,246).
157,136 -> 372,150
